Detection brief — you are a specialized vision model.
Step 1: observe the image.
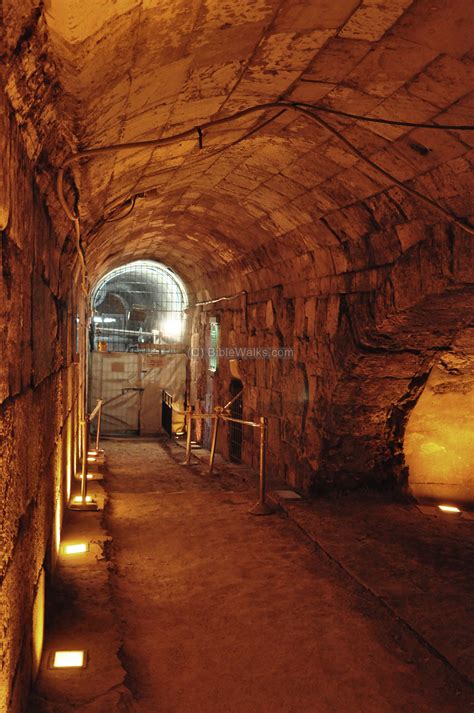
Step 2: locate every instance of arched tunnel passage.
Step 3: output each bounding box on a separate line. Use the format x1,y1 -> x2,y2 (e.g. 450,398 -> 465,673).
1,1 -> 474,711
88,259 -> 189,436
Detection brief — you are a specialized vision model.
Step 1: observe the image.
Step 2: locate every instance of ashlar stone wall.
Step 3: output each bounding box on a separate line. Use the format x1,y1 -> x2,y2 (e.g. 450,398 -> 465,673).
190,225 -> 474,495
0,89 -> 81,713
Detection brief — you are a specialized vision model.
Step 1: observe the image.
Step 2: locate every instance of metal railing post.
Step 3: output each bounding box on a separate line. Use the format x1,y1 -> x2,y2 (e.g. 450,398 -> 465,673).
249,416 -> 273,515
184,405 -> 193,465
80,417 -> 89,503
208,407 -> 223,474
70,410 -> 98,510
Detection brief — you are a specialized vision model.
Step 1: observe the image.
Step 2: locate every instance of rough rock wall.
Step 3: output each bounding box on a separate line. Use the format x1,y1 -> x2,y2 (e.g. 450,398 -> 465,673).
405,327 -> 474,504
190,226 -> 474,494
0,90 -> 80,713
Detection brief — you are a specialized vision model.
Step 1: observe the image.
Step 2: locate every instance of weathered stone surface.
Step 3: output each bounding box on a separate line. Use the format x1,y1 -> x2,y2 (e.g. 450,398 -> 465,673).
1,2 -> 474,709
405,328 -> 474,503
0,89 -> 79,713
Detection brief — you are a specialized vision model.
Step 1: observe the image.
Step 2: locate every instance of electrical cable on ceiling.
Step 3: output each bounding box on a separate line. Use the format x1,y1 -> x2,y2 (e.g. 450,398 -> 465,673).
104,194 -> 137,223
57,99 -> 474,215
296,95 -> 474,131
192,290 -> 247,307
298,107 -> 474,237
57,98 -> 474,283
97,109 -> 288,227
73,217 -> 89,297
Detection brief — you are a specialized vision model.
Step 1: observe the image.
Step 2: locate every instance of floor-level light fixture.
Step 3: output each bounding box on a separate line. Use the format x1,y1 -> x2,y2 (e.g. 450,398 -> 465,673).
70,495 -> 94,505
63,543 -> 89,555
49,650 -> 88,669
438,504 -> 461,513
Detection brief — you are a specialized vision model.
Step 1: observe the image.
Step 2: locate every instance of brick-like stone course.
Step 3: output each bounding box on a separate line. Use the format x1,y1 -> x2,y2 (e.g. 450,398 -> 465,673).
191,227 -> 473,494
0,90 -> 79,713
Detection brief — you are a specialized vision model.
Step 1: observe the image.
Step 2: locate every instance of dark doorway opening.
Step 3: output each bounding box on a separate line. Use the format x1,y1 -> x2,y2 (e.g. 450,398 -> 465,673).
229,379 -> 243,463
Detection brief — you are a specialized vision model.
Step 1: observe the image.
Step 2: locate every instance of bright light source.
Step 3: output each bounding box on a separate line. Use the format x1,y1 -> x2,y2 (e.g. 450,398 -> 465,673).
438,504 -> 461,513
93,316 -> 116,323
87,456 -> 97,463
64,543 -> 88,555
71,495 -> 93,504
88,450 -> 98,455
161,317 -> 182,339
87,474 -> 94,480
51,650 -> 86,668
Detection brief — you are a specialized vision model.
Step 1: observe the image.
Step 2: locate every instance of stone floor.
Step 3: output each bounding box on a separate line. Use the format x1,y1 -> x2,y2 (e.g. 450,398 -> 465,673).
31,436 -> 474,712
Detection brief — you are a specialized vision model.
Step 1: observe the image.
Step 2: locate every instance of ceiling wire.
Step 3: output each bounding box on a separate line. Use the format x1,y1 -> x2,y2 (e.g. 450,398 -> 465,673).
296,95 -> 474,131
104,194 -> 137,223
57,99 -> 474,290
73,217 -> 89,296
97,109 -> 288,227
298,107 -> 474,237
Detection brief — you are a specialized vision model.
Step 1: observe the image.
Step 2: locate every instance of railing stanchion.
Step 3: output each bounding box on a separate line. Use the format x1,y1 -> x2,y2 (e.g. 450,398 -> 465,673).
70,405 -> 101,510
80,417 -> 89,503
208,407 -> 223,474
249,415 -> 273,516
184,406 -> 193,465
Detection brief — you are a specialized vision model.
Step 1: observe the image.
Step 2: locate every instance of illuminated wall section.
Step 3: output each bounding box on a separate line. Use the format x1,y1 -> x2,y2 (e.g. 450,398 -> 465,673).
405,329 -> 474,505
31,568 -> 45,681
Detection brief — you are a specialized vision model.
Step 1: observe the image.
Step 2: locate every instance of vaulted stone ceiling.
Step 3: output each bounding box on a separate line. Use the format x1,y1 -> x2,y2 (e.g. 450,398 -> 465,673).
3,0 -> 474,295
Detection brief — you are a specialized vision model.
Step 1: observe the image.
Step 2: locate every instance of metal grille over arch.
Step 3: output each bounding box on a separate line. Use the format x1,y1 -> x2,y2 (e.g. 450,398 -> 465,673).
90,260 -> 188,353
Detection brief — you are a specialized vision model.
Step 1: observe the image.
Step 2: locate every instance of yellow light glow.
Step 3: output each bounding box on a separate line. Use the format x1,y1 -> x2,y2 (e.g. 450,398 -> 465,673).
32,568 -> 45,680
87,456 -> 96,463
72,495 -> 93,504
88,450 -> 98,456
55,498 -> 62,556
52,650 -> 86,668
438,504 -> 461,513
64,543 -> 88,555
87,473 -> 94,480
66,417 -> 73,501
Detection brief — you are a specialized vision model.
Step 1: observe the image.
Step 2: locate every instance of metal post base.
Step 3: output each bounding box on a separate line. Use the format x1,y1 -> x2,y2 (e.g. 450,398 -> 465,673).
249,500 -> 274,516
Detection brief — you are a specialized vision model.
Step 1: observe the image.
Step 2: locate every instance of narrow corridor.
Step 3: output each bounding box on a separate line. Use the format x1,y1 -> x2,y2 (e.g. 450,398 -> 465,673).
96,438 -> 472,713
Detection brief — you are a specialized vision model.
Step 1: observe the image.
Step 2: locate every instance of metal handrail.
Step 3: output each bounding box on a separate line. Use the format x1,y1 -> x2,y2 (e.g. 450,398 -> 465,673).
220,414 -> 260,428
223,389 -> 244,411
89,399 -> 103,421
171,398 -> 272,515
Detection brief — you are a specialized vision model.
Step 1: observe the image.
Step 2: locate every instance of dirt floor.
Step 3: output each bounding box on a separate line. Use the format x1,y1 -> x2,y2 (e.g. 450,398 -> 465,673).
102,436 -> 474,713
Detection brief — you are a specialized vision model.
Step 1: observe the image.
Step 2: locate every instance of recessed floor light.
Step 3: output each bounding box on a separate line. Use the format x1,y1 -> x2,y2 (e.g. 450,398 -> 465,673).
71,495 -> 93,504
438,504 -> 461,513
63,543 -> 89,555
49,650 -> 87,669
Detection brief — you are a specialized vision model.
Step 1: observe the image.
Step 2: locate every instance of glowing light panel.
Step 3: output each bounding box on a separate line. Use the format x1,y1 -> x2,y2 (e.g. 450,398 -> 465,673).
71,495 -> 93,504
64,543 -> 88,555
438,504 -> 461,513
52,650 -> 86,668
